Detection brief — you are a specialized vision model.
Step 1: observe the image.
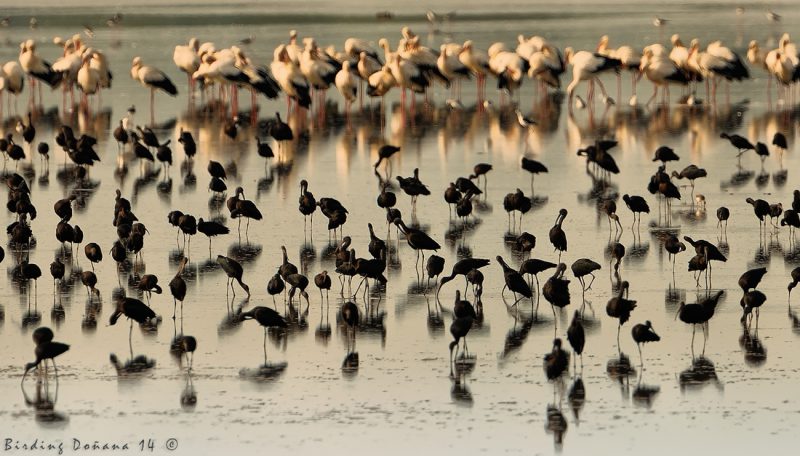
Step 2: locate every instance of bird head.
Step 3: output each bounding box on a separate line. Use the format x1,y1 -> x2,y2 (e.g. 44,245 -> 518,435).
23,361 -> 37,375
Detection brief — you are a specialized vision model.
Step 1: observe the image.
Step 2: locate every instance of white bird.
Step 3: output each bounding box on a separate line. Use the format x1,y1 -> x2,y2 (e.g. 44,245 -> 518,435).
639,46 -> 689,105
299,38 -> 338,93
270,44 -> 311,109
77,52 -> 99,108
131,56 -> 178,122
18,39 -> 62,100
286,30 -> 303,65
335,60 -> 357,112
174,37 -> 200,94
488,43 -> 527,95
766,10 -> 781,23
437,43 -> 469,98
52,39 -> 83,105
459,40 -> 492,100
344,38 -> 380,62
564,47 -> 620,107
596,35 -> 641,100
527,43 -> 565,91
653,17 -> 668,27
89,50 -> 112,91
366,64 -> 396,98
232,46 -> 280,105
388,53 -> 429,101
2,61 -> 24,110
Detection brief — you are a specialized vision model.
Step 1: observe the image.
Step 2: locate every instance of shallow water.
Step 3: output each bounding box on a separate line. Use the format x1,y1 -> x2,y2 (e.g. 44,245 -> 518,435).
1,2 -> 800,455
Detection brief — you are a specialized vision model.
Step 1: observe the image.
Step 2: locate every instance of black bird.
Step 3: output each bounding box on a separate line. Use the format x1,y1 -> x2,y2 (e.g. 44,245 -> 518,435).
279,245 -> 298,279
755,142 -> 769,165
444,182 -> 462,216
741,290 -> 766,327
519,258 -> 557,295
622,194 -> 649,228
739,267 -> 767,292
610,242 -> 625,275
178,214 -> 197,249
745,197 -> 770,231
544,338 -> 569,380
652,146 -> 679,164
314,271 -> 332,304
542,263 -> 571,318
217,255 -> 250,297
426,255 -> 445,288
169,257 -> 188,320
239,306 -> 288,364
367,223 -> 386,260
664,235 -> 686,273
109,296 -> 156,355
84,242 -> 102,271
394,218 -> 440,267
772,132 -> 787,156
720,132 -> 754,162
156,140 -> 173,172
437,257 -> 491,298
229,187 -> 263,235
178,128 -> 196,160
208,161 -> 226,180
520,156 -> 548,193
267,272 -> 285,307
448,302 -> 474,375
377,185 -> 397,210
298,180 -> 317,232
571,258 -> 601,293
567,311 -> 585,368
22,327 -> 69,381
373,144 -> 400,169
37,142 -> 49,163
788,267 -> 800,304
53,195 -> 77,222
255,136 -> 274,169
20,262 -> 42,302
549,208 -> 568,262
631,321 -> 660,366
497,255 -> 532,304
716,206 -> 730,233
286,273 -> 310,307
671,165 -> 707,192
50,258 -> 65,298
197,218 -> 229,255
113,119 -> 128,151
396,168 -> 431,207
677,291 -> 723,347
270,112 -> 293,156
176,335 -> 197,369
209,177 -> 227,195
606,281 -> 636,344
138,274 -> 162,302
469,162 -> 492,187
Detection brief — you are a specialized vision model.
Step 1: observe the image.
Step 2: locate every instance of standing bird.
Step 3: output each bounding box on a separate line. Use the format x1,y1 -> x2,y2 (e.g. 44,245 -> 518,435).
314,271 -> 332,305
267,272 -> 285,308
606,281 -> 637,345
745,197 -> 770,232
677,291 -> 723,348
671,165 -> 707,194
239,307 -> 288,365
520,157 -> 548,194
571,258 -> 601,294
298,180 -> 317,233
448,301 -> 475,375
394,218 -> 440,268
623,194 -> 649,229
229,187 -> 263,236
741,290 -> 767,327
549,208 -> 568,262
217,255 -> 250,297
197,218 -> 229,256
22,327 -> 69,381
84,242 -> 102,271
497,255 -> 532,305
437,257 -> 491,298
372,144 -> 400,169
130,56 -> 177,122
109,296 -> 157,356
717,207 -> 730,233
50,258 -> 65,301
285,273 -> 311,308
739,267 -> 767,293
720,133 -> 754,164
567,311 -> 585,369
542,263 -> 571,319
773,132 -> 788,158
169,257 -> 189,320
631,321 -> 660,366
341,301 -> 360,353
469,163 -> 492,188
653,146 -> 679,164
425,255 -> 445,288
664,235 -> 686,273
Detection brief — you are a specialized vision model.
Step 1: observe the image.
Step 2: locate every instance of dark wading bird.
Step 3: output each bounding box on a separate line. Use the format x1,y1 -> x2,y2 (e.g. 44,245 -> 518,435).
549,209 -> 568,262
606,281 -> 636,347
169,257 -> 189,320
497,255 -> 532,306
217,255 -> 250,298
22,327 -> 69,383
567,311 -> 585,370
239,306 -> 287,365
631,321 -> 660,366
437,257 -> 491,299
449,295 -> 475,376
544,338 -> 569,380
109,296 -> 157,358
677,291 -> 723,351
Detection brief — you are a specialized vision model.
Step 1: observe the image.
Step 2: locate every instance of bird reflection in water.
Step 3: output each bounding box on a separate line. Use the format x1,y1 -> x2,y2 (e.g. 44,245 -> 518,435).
607,352 -> 636,398
739,322 -> 767,368
109,353 -> 156,375
180,370 -> 197,411
21,378 -> 68,425
450,372 -> 473,406
632,371 -> 660,408
678,356 -> 723,393
567,377 -> 585,424
340,301 -> 360,378
545,404 -> 567,450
